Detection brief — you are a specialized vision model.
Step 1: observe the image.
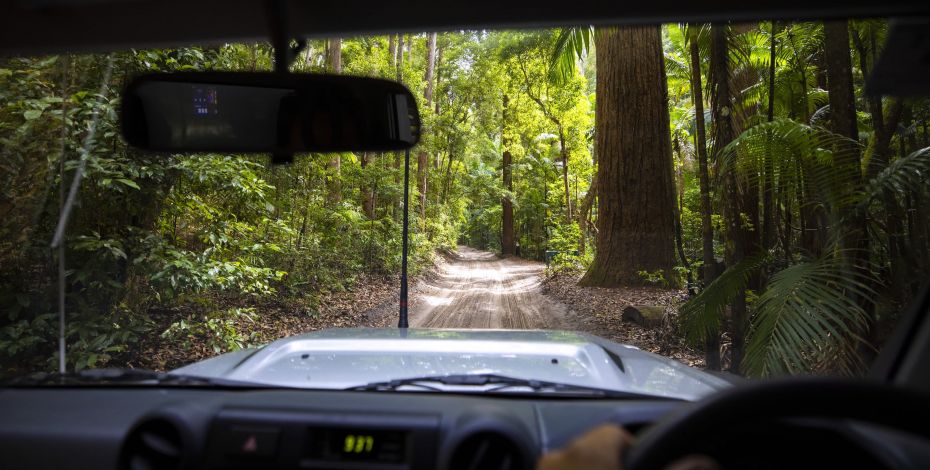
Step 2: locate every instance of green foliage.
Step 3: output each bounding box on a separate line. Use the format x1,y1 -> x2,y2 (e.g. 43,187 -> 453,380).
684,107 -> 930,376
546,252 -> 587,276
548,222 -> 581,252
744,254 -> 875,376
1,20 -> 929,383
637,268 -> 687,288
548,27 -> 593,85
162,308 -> 258,354
680,252 -> 771,345
863,146 -> 930,211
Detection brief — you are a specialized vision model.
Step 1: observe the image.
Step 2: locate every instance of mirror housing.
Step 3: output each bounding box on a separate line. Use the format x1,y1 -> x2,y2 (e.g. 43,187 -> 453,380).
121,73 -> 420,155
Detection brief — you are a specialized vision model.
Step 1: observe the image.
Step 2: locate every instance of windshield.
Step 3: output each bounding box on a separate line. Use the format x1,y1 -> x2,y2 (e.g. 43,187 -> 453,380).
1,20 -> 928,397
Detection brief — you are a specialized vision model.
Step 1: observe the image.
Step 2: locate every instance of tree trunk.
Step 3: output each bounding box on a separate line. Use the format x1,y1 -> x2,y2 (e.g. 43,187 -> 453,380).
825,20 -> 879,364
417,33 -> 438,224
762,21 -> 778,252
434,43 -> 443,118
711,25 -> 757,375
559,130 -> 572,224
688,25 -> 721,370
502,148 -> 515,255
673,140 -> 691,286
580,26 -> 678,287
361,152 -> 376,219
416,154 -> 428,222
392,35 -> 405,221
501,94 -> 515,255
425,33 -> 437,105
577,178 -> 597,256
433,43 -> 444,171
326,38 -> 342,203
396,35 -> 404,81
326,38 -> 342,74
388,35 -> 397,68
825,23 -> 859,145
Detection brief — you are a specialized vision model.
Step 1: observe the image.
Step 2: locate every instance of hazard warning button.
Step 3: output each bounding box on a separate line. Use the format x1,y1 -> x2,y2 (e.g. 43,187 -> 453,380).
222,427 -> 279,458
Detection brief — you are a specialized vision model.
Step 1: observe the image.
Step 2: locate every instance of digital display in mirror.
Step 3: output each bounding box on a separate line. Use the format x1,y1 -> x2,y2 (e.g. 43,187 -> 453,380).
122,73 -> 420,155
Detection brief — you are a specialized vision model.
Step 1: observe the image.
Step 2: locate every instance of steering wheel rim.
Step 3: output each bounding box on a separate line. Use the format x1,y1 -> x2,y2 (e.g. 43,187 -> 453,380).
624,378 -> 930,470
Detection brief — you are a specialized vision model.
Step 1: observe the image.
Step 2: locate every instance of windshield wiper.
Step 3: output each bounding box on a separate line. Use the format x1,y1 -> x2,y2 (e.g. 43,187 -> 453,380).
348,373 -> 671,399
2,368 -> 268,388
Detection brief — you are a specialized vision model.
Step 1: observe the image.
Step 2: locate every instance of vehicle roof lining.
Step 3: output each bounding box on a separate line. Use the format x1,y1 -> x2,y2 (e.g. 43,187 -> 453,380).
2,0 -> 929,56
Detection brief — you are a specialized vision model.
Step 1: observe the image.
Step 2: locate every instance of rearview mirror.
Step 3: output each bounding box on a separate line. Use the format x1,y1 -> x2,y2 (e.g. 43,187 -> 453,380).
121,73 -> 420,155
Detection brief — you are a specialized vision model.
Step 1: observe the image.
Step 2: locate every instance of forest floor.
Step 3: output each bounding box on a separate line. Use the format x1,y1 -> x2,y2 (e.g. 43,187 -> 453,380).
133,247 -> 703,370
541,272 -> 705,368
133,273 -> 404,371
408,246 -> 704,367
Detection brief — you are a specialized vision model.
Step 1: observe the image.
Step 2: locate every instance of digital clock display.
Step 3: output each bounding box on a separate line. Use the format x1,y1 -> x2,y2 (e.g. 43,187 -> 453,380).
307,428 -> 407,463
342,433 -> 375,453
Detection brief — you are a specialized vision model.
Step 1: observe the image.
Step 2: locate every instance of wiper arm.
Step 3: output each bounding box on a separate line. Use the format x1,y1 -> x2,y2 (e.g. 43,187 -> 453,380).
3,368 -> 265,388
348,373 -> 667,399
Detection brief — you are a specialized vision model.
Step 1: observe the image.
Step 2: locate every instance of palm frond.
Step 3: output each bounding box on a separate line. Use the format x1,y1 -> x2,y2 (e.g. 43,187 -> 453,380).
861,146 -> 930,212
743,253 -> 876,377
719,118 -> 865,217
679,251 -> 771,345
548,27 -> 593,85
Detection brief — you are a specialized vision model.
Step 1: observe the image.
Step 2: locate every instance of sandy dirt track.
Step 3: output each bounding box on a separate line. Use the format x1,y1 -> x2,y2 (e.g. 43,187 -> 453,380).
409,247 -> 566,329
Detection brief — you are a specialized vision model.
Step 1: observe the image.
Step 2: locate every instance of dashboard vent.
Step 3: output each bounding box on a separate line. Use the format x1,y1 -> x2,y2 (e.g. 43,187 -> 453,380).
120,419 -> 185,470
450,432 -> 525,470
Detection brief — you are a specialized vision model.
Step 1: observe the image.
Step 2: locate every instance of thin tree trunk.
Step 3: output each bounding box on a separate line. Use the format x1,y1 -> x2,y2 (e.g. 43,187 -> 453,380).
417,33 -> 438,224
825,20 -> 878,367
326,38 -> 342,203
425,33 -> 437,105
577,178 -> 598,256
581,26 -> 678,287
392,35 -> 405,221
501,94 -> 515,255
762,21 -> 777,251
712,25 -> 757,375
434,44 -> 443,118
672,138 -> 692,287
433,43 -> 444,171
396,35 -> 404,81
688,25 -> 721,370
559,130 -> 572,224
361,152 -> 376,219
388,35 -> 397,68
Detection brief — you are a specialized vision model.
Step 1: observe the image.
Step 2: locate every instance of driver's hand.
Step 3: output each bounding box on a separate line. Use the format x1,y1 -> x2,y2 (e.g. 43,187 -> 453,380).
536,424 -> 719,470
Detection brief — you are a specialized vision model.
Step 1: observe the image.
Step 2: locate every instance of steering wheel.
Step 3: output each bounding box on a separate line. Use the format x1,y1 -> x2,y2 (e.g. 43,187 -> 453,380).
624,378 -> 930,470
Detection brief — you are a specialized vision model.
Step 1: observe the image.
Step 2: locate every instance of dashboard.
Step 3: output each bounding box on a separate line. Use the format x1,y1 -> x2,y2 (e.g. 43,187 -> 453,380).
2,387 -> 929,469
0,387 -> 678,470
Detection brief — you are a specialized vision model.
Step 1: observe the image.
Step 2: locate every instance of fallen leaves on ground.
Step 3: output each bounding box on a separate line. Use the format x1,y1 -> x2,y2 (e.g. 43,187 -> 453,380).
543,271 -> 705,368
130,272 -> 402,371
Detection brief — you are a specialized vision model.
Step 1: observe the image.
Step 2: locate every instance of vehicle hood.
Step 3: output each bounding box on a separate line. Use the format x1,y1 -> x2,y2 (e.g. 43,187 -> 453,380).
173,328 -> 730,400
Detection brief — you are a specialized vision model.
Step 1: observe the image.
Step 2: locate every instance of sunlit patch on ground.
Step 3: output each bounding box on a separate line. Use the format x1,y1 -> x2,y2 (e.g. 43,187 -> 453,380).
410,247 -> 565,329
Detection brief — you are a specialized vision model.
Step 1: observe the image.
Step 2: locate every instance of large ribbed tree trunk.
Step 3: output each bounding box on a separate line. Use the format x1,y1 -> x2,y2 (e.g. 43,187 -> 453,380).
688,26 -> 721,371
580,26 -> 677,287
326,38 -> 342,203
501,94 -> 515,256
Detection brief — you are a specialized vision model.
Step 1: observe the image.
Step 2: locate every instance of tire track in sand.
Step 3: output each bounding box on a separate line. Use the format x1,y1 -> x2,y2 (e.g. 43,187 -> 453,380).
410,247 -> 565,329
